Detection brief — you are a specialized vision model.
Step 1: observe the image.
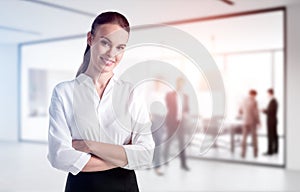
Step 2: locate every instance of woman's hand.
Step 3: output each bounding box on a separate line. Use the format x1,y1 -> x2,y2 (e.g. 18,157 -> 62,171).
82,155 -> 117,172
72,140 -> 93,153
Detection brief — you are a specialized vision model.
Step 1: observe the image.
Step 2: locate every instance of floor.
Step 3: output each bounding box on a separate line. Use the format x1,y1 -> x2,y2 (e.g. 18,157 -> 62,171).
189,134 -> 285,166
0,141 -> 300,192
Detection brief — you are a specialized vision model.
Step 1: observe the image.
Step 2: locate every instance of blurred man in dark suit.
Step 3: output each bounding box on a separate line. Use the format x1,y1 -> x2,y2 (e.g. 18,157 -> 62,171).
263,88 -> 278,155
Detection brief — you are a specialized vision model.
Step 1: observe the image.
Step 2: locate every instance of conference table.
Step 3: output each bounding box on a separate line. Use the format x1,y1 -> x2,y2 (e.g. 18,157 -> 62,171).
190,117 -> 244,153
223,119 -> 244,153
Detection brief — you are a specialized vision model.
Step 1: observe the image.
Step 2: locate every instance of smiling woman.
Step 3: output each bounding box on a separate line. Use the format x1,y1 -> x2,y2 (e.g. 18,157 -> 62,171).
76,12 -> 130,77
47,11 -> 154,192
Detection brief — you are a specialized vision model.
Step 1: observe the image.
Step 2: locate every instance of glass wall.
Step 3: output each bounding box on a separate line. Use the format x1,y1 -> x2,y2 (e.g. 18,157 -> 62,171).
172,10 -> 285,166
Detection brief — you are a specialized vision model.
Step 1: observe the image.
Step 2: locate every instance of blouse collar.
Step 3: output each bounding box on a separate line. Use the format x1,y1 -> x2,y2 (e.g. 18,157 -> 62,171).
76,73 -> 116,98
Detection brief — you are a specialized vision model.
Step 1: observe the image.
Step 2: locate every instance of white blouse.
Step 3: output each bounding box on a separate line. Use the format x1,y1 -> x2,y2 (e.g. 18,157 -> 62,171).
47,73 -> 155,175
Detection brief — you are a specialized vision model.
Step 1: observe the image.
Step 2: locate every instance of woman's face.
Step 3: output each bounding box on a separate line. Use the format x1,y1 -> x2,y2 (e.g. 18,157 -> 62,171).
88,23 -> 129,74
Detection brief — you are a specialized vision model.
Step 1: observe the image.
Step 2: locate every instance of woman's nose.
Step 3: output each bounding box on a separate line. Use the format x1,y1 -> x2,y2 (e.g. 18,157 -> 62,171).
106,47 -> 117,58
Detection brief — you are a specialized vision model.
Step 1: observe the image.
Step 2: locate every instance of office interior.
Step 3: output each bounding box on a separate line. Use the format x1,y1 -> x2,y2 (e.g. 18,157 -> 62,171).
1,0 -> 300,191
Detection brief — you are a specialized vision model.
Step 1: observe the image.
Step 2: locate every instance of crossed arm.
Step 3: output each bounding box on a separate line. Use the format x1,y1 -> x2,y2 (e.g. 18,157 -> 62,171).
82,155 -> 117,172
73,140 -> 128,172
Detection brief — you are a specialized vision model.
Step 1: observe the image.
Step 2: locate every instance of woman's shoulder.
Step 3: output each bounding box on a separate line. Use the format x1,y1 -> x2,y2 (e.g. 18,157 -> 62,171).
55,79 -> 75,89
113,78 -> 134,92
114,77 -> 133,86
52,79 -> 76,96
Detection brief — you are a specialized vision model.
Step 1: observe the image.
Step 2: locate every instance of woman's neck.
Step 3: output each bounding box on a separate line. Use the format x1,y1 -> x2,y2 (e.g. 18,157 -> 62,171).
84,70 -> 113,89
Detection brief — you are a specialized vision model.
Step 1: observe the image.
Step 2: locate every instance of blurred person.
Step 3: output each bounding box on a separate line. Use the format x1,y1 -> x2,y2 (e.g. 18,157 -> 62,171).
164,77 -> 190,171
239,89 -> 260,158
147,77 -> 168,176
262,88 -> 278,155
47,12 -> 154,192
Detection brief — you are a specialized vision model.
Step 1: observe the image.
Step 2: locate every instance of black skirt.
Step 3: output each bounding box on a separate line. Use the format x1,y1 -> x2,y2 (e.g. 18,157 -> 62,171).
65,167 -> 139,192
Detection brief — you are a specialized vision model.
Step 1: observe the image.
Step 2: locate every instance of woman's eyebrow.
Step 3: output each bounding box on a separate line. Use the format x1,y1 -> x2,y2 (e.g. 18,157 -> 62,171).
100,36 -> 112,43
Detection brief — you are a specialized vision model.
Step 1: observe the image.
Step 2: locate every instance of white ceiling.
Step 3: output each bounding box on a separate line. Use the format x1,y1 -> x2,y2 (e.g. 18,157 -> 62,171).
1,0 -> 300,44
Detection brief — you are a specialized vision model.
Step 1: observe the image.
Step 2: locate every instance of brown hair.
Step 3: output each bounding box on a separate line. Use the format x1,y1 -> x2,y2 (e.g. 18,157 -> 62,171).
268,88 -> 274,95
76,11 -> 130,77
249,89 -> 257,96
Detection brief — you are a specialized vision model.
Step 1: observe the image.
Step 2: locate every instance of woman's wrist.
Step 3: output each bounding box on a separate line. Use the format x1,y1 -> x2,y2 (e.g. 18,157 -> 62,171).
86,140 -> 94,154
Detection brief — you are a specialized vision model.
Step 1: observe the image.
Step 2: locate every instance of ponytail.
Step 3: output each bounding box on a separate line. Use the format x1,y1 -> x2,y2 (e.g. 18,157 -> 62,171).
76,44 -> 90,77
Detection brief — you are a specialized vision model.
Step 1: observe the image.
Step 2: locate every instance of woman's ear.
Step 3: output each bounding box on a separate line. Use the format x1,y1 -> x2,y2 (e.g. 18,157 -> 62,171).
87,31 -> 92,46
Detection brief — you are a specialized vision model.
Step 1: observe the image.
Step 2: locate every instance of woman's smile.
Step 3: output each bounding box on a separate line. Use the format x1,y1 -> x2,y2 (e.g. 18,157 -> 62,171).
100,56 -> 115,66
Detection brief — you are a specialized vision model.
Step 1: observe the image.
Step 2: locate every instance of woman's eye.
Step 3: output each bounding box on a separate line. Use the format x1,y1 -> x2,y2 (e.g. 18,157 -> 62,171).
100,40 -> 110,47
117,46 -> 125,51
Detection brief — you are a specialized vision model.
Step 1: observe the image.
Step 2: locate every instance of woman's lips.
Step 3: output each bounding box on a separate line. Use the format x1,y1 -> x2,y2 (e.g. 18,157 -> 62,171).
101,57 -> 115,66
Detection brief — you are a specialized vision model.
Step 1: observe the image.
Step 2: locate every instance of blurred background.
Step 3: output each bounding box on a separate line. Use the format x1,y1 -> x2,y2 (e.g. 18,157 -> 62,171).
1,0 -> 300,191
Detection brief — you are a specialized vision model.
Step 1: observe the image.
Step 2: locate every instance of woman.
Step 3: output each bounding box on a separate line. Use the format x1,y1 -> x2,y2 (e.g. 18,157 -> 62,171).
48,12 -> 154,192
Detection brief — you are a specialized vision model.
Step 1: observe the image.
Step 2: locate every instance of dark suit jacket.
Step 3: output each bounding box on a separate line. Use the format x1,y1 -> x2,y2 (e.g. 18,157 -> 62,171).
165,91 -> 189,130
264,98 -> 278,125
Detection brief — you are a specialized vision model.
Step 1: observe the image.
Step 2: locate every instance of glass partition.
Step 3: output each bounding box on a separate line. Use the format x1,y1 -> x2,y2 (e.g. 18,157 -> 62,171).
172,10 -> 285,166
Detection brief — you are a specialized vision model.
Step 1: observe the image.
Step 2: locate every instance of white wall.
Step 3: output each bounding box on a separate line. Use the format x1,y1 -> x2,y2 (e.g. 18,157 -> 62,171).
0,44 -> 18,141
286,5 -> 300,170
